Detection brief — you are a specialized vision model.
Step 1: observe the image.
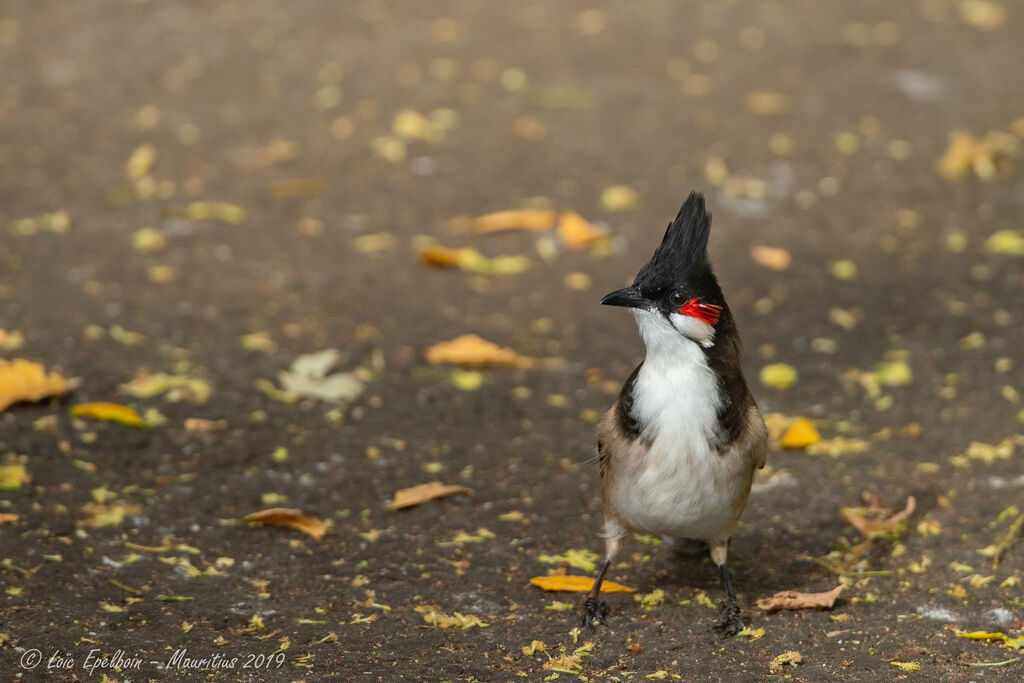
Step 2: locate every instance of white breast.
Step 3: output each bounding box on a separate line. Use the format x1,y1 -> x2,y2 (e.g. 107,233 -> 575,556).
608,310 -> 752,541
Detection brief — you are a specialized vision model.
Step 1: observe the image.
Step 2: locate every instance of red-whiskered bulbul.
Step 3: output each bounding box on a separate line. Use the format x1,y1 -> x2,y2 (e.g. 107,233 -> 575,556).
580,191 -> 768,635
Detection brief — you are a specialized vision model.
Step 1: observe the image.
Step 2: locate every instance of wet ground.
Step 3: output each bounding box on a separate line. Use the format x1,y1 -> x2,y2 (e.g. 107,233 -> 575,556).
1,1 -> 1023,680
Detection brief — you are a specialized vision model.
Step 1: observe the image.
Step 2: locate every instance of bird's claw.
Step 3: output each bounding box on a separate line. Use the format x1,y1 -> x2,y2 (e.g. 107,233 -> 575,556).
578,597 -> 610,629
712,600 -> 744,637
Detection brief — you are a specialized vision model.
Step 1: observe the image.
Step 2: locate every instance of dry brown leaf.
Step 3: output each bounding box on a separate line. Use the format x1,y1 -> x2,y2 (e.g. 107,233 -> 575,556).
0,513 -> 19,525
529,575 -> 634,593
0,359 -> 70,411
241,508 -> 327,541
389,482 -> 473,510
842,496 -> 916,539
470,209 -> 556,234
425,334 -> 533,368
184,418 -> 229,433
750,245 -> 792,271
558,211 -> 606,249
755,584 -> 843,611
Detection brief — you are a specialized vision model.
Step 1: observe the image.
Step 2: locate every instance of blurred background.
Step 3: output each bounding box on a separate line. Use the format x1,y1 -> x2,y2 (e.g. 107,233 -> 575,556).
1,1 -> 1022,678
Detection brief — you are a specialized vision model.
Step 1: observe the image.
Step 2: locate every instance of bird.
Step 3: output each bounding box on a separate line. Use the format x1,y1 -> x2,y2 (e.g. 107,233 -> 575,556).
579,191 -> 768,635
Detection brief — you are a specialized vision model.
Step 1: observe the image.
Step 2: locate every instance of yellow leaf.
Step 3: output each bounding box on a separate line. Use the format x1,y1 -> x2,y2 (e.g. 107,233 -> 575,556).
0,464 -> 30,490
419,245 -> 529,275
522,640 -> 546,656
956,630 -> 1007,641
600,185 -> 639,211
71,402 -> 147,427
737,627 -> 765,639
450,370 -> 484,391
780,418 -> 820,449
750,245 -> 792,271
760,363 -> 798,390
985,230 -> 1024,256
425,334 -> 532,368
389,482 -> 473,510
241,508 -> 327,541
470,209 -> 556,234
890,661 -> 921,672
558,211 -> 606,249
538,549 -> 600,572
0,513 -> 19,524
0,359 -> 69,411
529,575 -> 634,593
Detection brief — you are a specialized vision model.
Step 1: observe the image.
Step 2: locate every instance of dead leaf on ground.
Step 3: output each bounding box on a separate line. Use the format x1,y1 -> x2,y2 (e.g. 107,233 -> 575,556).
419,245 -> 529,275
558,211 -> 607,249
529,575 -> 634,593
425,334 -> 533,368
71,402 -> 147,427
0,359 -> 71,411
184,418 -> 229,433
121,371 -> 211,404
470,209 -> 556,234
277,349 -> 364,403
0,513 -> 19,525
750,245 -> 792,271
842,496 -> 916,539
389,482 -> 473,510
241,508 -> 327,541
755,584 -> 843,611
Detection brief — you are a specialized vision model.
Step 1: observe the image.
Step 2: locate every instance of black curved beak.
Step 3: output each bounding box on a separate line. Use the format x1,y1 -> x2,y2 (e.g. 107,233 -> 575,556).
599,286 -> 646,309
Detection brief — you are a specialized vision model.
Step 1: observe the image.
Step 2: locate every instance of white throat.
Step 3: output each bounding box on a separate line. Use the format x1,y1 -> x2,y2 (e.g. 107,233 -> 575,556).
629,308 -> 722,444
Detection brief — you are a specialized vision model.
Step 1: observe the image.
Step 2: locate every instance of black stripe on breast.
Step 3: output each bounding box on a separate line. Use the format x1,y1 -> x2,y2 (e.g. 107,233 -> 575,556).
615,362 -> 644,441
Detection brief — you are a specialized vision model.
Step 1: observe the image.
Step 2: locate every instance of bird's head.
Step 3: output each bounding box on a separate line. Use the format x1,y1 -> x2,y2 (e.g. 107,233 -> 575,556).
600,192 -> 728,349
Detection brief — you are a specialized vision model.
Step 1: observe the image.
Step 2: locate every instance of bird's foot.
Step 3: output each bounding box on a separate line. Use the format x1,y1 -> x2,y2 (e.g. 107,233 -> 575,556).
712,600 -> 744,637
578,597 -> 610,629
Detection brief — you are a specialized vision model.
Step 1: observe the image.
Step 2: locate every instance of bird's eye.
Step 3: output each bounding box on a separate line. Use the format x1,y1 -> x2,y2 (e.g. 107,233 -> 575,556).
669,291 -> 686,306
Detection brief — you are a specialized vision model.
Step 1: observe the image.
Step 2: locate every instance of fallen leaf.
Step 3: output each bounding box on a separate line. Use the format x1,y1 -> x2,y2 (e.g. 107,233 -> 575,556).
937,130 -> 1016,181
71,402 -> 146,427
415,606 -> 489,629
522,640 -> 546,656
186,201 -> 246,225
538,549 -> 600,572
959,0 -> 1006,30
352,232 -> 396,253
450,370 -> 484,391
0,464 -> 30,490
389,482 -> 473,510
600,185 -> 639,211
184,418 -> 228,433
0,329 -> 25,351
121,372 -> 211,404
0,513 -> 19,524
760,363 -> 798,390
750,245 -> 792,271
425,334 -> 532,368
890,661 -> 921,672
277,349 -> 364,403
132,227 -> 167,253
771,651 -> 803,672
558,211 -> 607,249
419,245 -> 530,275
0,359 -> 70,411
755,585 -> 843,611
470,209 -> 556,234
842,496 -> 916,539
985,229 -> 1024,256
780,418 -> 820,449
241,508 -> 327,541
737,627 -> 766,639
529,575 -> 634,593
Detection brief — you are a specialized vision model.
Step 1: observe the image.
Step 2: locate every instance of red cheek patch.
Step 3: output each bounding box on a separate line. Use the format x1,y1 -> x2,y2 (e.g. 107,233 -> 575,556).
678,297 -> 722,326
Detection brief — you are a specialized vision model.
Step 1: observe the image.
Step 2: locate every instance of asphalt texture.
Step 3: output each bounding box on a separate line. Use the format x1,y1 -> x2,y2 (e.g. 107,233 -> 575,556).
2,1 -> 1023,681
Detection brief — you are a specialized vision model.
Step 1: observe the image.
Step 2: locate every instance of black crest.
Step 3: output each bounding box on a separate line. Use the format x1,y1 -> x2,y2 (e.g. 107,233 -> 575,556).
634,192 -> 715,292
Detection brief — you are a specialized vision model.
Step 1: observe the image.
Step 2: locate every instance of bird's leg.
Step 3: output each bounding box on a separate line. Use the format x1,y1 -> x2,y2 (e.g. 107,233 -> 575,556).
710,539 -> 744,636
578,558 -> 611,628
578,532 -> 620,628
